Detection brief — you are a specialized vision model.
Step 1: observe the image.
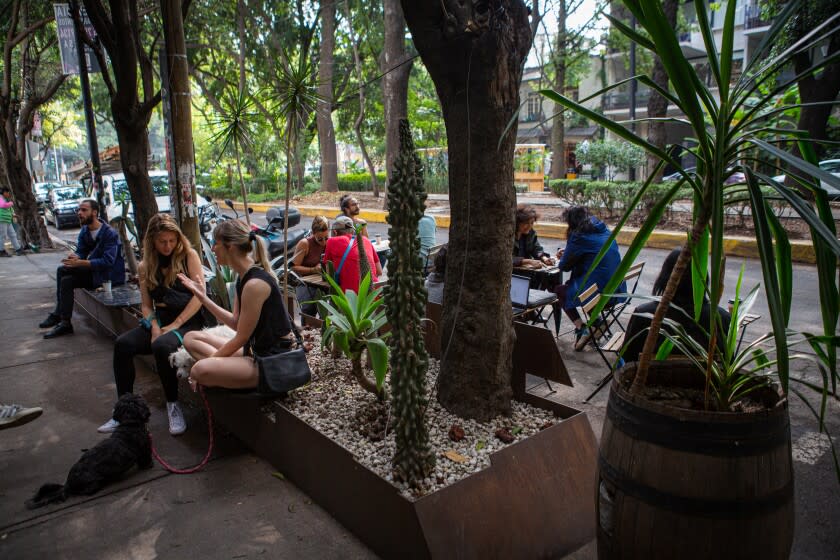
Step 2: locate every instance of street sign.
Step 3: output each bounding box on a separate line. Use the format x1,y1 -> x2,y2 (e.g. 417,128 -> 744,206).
54,3 -> 101,75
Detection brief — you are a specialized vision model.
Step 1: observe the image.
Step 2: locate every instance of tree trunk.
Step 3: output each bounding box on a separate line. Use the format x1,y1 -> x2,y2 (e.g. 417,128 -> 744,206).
3,160 -> 52,249
382,0 -> 413,197
549,2 -> 566,180
317,0 -> 339,192
402,0 -> 532,420
788,35 -> 840,196
645,0 -> 678,182
113,114 -> 158,238
344,2 -> 378,196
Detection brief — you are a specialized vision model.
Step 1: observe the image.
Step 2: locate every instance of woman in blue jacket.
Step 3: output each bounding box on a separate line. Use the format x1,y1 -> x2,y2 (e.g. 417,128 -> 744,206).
554,206 -> 626,350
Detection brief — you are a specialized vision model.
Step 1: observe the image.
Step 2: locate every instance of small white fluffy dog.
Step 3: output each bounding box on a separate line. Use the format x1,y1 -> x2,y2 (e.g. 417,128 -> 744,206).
169,325 -> 236,379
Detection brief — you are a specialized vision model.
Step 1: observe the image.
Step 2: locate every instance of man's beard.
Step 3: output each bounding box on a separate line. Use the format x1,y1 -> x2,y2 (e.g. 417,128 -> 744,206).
80,214 -> 94,226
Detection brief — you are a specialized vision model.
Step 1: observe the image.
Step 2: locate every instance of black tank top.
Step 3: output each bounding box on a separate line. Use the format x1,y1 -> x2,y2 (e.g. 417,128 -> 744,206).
236,267 -> 292,357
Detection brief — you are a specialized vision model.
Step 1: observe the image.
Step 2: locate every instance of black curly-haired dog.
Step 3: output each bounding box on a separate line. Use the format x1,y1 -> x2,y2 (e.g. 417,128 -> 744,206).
26,394 -> 152,509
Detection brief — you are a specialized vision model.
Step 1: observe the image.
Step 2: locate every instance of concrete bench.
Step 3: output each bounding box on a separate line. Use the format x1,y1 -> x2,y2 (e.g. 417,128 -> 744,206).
74,283 -> 142,337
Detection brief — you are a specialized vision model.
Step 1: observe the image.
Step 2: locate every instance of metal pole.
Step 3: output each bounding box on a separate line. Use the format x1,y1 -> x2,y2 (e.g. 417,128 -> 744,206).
629,15 -> 637,182
70,0 -> 105,219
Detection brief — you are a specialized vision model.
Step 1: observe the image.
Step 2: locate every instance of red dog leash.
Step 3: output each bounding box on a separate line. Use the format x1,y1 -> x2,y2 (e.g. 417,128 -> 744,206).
149,385 -> 214,474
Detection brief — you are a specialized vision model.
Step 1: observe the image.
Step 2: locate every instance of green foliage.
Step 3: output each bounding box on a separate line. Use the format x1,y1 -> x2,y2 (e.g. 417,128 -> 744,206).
337,172 -> 388,191
316,273 -> 390,401
543,0 -> 840,416
548,179 -> 691,217
384,119 -> 435,486
577,140 -> 646,181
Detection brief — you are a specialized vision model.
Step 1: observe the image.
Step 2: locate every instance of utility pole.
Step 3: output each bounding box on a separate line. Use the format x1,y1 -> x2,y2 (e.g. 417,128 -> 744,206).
160,0 -> 199,249
69,0 -> 105,219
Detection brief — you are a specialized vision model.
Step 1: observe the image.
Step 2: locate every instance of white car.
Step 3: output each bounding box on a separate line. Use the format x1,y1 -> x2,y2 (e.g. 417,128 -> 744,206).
771,159 -> 840,200
103,170 -> 208,219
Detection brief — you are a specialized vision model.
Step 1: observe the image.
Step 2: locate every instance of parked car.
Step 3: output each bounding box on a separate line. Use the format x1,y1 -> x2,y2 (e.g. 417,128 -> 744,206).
33,182 -> 60,214
662,167 -> 745,185
102,170 -> 210,219
771,159 -> 840,200
103,170 -> 170,219
44,185 -> 85,229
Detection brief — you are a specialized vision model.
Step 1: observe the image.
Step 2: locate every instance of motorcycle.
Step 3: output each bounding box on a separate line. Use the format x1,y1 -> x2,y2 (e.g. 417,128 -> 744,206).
218,200 -> 309,278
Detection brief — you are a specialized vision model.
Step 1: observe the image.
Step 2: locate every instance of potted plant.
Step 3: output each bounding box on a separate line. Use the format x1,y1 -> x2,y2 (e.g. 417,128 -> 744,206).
541,1 -> 840,558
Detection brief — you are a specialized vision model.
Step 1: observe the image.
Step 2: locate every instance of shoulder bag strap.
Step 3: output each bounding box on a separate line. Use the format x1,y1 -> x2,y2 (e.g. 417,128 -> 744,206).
334,237 -> 355,279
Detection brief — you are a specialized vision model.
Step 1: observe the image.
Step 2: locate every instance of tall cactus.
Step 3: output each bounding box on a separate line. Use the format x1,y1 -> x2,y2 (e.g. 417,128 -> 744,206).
385,119 -> 435,486
355,223 -> 371,283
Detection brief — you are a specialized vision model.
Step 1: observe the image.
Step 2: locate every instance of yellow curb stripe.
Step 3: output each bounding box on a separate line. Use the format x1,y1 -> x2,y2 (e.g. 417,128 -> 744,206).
233,202 -> 818,264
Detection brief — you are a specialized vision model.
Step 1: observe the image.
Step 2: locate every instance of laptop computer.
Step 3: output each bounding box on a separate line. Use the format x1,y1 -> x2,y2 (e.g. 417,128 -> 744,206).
511,274 -> 556,310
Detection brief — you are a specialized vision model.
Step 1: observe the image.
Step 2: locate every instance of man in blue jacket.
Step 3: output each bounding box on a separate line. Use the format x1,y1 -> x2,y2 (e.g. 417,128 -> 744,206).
40,199 -> 125,338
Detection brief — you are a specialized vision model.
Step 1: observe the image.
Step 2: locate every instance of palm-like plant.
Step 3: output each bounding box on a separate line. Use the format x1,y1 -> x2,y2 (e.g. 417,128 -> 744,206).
272,48 -> 320,297
208,88 -> 257,225
316,273 -> 390,401
541,0 -> 840,402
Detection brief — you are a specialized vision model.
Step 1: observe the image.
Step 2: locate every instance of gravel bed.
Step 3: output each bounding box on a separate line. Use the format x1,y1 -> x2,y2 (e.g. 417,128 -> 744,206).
286,329 -> 560,500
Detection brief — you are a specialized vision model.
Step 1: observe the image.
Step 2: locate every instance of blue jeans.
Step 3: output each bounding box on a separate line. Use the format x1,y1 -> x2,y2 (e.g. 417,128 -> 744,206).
0,222 -> 21,252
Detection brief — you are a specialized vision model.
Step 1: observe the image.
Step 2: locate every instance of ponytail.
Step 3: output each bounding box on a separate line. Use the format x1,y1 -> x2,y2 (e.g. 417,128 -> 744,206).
251,234 -> 275,280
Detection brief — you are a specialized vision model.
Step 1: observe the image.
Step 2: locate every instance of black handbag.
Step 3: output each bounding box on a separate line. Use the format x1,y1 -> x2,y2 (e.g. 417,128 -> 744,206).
254,326 -> 311,395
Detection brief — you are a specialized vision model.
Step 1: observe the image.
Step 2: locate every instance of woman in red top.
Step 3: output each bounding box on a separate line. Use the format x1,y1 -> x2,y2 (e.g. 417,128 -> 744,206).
291,215 -> 329,315
323,216 -> 381,293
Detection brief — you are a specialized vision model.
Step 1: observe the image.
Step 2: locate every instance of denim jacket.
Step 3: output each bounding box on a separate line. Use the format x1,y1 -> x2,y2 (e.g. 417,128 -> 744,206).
75,219 -> 126,287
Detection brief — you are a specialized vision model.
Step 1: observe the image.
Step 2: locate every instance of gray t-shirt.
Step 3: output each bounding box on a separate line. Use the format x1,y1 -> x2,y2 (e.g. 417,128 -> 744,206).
425,274 -> 444,305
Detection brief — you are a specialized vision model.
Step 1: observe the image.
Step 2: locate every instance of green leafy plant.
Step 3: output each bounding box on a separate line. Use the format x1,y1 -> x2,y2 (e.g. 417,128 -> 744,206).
541,0 -> 840,470
316,273 -> 390,401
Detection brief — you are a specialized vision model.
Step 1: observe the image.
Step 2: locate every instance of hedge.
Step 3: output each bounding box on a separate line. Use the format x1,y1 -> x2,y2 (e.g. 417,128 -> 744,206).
547,178 -> 692,217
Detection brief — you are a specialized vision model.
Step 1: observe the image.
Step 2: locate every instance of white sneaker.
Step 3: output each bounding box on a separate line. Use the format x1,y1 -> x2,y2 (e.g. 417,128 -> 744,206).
97,418 -> 120,433
166,402 -> 186,435
0,404 -> 43,430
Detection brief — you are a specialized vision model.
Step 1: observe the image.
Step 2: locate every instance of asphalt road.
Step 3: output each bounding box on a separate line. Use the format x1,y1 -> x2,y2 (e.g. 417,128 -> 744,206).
49,210 -> 826,337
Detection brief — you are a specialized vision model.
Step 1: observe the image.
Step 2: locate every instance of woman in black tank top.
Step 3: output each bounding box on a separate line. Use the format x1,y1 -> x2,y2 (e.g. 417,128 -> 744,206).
179,220 -> 293,390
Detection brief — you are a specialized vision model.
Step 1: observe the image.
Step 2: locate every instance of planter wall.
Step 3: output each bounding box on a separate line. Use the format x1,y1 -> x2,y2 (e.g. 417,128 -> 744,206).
207,393 -> 598,559
597,362 -> 794,560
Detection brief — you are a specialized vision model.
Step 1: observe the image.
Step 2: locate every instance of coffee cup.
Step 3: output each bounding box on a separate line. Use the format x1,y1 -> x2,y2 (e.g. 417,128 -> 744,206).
102,280 -> 112,294
375,234 -> 382,244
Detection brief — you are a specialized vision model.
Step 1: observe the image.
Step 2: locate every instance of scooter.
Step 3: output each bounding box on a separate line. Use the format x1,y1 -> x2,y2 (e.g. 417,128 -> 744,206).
220,200 -> 308,274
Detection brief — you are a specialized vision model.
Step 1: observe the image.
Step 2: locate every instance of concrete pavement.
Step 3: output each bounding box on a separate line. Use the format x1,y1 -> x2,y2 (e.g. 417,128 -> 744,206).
0,250 -> 374,560
1,244 -> 837,559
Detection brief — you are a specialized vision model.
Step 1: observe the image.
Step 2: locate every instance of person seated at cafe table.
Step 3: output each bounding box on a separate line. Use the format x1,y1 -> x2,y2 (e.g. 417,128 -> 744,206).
424,243 -> 447,305
323,216 -> 381,293
553,206 -> 626,351
338,194 -> 368,237
290,215 -> 329,317
512,204 -> 554,269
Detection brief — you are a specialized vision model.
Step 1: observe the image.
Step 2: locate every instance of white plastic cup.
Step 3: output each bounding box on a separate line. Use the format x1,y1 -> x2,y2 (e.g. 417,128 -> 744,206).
375,234 -> 382,245
102,280 -> 112,295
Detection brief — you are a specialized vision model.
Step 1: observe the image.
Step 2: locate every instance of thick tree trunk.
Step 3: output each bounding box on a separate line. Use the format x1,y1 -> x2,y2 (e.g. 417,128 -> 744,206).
402,0 -> 532,420
318,0 -> 339,192
788,35 -> 840,194
3,159 -> 52,248
549,3 -> 566,180
382,0 -> 413,195
113,113 -> 157,238
645,0 -> 678,182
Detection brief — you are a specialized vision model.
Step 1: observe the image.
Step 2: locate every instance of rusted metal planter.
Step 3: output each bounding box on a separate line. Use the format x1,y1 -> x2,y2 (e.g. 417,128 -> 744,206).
207,392 -> 598,559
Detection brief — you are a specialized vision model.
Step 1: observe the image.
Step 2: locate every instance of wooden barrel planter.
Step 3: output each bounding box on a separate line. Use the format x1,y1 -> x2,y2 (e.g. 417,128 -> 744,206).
597,361 -> 794,560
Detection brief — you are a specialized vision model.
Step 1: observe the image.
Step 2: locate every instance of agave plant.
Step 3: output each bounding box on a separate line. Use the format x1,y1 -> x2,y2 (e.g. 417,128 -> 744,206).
316,273 -> 390,401
541,0 -> 840,402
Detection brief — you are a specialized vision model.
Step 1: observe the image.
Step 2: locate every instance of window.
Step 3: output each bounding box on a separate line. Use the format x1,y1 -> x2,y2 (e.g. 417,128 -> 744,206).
527,93 -> 541,121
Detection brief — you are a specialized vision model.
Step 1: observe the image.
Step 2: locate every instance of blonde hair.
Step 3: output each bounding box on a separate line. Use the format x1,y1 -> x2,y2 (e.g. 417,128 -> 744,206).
141,213 -> 192,291
213,219 -> 276,280
311,215 -> 329,233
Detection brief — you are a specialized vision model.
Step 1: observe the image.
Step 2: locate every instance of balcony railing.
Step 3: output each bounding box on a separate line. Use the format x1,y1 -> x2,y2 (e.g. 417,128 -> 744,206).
603,87 -> 651,111
520,112 -> 544,123
745,3 -> 772,29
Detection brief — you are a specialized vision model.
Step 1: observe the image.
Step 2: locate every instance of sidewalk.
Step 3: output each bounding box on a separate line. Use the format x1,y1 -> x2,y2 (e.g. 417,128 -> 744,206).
1,251 -> 837,559
0,251 -> 374,559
